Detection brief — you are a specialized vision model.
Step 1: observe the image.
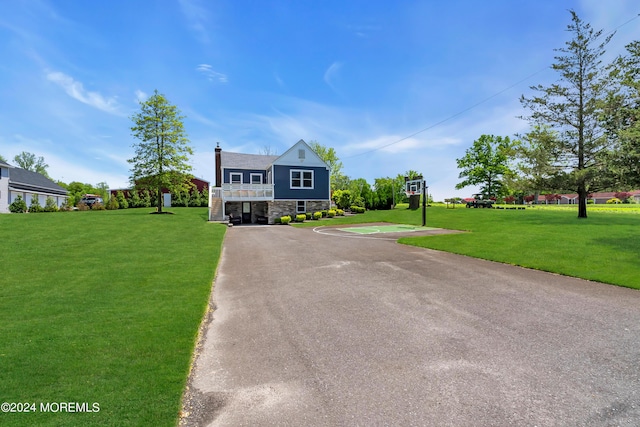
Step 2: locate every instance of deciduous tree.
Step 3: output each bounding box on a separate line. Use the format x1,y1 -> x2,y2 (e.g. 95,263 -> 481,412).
308,141 -> 345,191
13,151 -> 50,178
455,134 -> 515,199
129,90 -> 193,213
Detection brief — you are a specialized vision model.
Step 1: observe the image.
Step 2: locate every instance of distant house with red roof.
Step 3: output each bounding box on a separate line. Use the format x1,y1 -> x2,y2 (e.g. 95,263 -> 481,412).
535,190 -> 640,204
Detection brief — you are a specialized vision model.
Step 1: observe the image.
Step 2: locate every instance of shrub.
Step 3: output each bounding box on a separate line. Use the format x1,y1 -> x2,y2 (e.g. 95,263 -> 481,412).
9,195 -> 28,213
606,198 -> 621,204
59,199 -> 72,211
327,209 -> 336,218
44,197 -> 58,212
29,195 -> 44,213
116,191 -> 128,209
350,206 -> 366,213
280,215 -> 291,225
321,210 -> 328,218
274,217 -> 281,224
77,202 -> 90,211
92,201 -> 106,210
313,211 -> 322,220
305,212 -> 312,220
336,209 -> 344,216
106,196 -> 119,210
296,214 -> 306,222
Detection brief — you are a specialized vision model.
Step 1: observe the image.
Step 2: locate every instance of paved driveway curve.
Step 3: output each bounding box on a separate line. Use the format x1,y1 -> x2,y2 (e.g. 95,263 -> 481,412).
182,225 -> 640,426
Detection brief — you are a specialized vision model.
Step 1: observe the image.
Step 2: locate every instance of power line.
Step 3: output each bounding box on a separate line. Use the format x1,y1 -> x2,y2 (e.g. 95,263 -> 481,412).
344,11 -> 640,160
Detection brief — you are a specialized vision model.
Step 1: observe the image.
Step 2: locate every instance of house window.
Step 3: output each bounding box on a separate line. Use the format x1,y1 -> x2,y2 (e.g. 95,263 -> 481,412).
250,173 -> 262,184
230,173 -> 242,184
290,169 -> 313,189
297,201 -> 306,213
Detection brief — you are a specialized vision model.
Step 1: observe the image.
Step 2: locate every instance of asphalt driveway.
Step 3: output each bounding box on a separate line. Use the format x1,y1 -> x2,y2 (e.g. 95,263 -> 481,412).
182,224 -> 640,426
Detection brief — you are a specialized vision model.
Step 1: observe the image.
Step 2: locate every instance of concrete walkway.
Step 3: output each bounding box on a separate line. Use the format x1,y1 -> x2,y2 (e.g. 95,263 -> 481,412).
181,225 -> 640,426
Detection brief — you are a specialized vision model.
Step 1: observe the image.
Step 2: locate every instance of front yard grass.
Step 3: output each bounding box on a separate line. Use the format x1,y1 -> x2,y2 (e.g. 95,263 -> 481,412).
297,205 -> 640,289
0,208 -> 226,426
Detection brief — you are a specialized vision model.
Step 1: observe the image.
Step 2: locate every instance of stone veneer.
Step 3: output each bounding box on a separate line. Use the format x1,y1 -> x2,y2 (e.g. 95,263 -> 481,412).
224,200 -> 329,224
267,200 -> 329,224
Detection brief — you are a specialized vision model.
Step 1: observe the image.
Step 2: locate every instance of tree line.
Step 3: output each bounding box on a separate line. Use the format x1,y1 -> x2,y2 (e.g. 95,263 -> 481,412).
455,11 -> 640,218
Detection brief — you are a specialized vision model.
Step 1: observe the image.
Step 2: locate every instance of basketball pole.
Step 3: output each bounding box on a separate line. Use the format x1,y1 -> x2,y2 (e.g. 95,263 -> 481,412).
422,180 -> 426,227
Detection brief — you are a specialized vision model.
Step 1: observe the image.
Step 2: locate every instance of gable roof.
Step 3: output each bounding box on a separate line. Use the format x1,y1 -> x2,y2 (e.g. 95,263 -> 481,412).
272,139 -> 330,169
0,159 -> 11,168
8,168 -> 68,195
220,151 -> 279,170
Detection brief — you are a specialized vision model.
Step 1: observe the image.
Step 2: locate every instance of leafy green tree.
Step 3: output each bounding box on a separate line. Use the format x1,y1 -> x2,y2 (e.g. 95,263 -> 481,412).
520,11 -> 613,218
372,177 -> 395,210
602,41 -> 640,188
9,195 -> 28,213
515,125 -> 562,202
308,141 -> 344,191
0,154 -> 7,162
129,90 -> 193,213
348,178 -> 373,209
332,189 -> 352,209
456,134 -> 515,198
13,152 -> 50,178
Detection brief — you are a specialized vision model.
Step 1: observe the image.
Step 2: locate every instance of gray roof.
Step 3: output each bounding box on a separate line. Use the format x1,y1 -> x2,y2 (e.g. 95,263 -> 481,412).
220,152 -> 279,170
0,159 -> 11,168
9,168 -> 68,196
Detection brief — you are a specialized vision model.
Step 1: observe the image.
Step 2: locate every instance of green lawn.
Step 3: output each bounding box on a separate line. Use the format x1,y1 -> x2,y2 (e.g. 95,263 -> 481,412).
0,208 -> 226,426
296,204 -> 640,289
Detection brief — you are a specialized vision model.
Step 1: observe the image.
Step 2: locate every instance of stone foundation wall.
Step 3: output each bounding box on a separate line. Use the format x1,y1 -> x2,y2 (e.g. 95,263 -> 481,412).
267,200 -> 330,224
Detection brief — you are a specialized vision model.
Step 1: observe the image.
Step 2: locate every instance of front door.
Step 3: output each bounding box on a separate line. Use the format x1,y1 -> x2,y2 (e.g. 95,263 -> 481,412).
242,202 -> 251,223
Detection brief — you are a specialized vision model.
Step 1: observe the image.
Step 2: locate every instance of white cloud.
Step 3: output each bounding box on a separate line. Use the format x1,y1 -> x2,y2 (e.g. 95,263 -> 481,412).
45,71 -> 121,115
179,0 -> 210,44
323,61 -> 343,93
196,64 -> 228,83
134,89 -> 147,103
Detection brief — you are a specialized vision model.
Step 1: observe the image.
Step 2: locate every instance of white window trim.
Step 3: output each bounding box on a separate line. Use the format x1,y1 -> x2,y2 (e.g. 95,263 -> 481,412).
296,200 -> 306,213
290,169 -> 314,189
230,172 -> 243,184
250,173 -> 262,184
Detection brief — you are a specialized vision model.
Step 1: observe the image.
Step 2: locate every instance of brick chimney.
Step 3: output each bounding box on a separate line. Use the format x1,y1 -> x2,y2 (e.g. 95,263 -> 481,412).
215,143 -> 222,188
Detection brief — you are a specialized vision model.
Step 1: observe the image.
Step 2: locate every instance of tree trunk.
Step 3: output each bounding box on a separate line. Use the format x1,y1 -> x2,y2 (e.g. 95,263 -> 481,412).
157,186 -> 163,213
577,183 -> 587,218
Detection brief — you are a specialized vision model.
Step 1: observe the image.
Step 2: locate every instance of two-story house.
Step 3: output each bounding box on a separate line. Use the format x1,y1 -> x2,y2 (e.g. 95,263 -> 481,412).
209,139 -> 331,224
0,159 -> 69,213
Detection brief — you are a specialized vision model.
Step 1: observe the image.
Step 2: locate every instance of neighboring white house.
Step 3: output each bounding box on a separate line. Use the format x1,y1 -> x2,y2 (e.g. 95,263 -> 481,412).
0,159 -> 69,213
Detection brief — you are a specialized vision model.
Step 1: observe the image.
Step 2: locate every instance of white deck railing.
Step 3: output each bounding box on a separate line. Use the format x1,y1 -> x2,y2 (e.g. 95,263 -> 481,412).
214,184 -> 274,201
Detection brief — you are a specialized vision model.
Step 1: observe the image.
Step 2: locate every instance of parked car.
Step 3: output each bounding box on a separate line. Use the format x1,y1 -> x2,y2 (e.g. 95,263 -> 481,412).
79,194 -> 103,208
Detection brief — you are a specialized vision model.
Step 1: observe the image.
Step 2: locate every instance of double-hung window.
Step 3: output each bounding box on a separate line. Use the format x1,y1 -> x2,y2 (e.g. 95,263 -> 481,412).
230,173 -> 242,184
290,170 -> 313,189
250,173 -> 262,184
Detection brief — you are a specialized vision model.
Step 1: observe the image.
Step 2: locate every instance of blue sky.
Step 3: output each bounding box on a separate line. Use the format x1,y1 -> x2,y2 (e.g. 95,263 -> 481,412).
1,1 -> 639,201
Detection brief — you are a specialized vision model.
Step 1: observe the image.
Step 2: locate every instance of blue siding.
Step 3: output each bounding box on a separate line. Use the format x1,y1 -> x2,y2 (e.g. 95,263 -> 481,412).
223,169 -> 266,184
273,165 -> 329,200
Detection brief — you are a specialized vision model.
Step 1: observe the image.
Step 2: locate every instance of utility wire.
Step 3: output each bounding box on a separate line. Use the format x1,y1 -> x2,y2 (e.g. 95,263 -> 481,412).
344,11 -> 640,160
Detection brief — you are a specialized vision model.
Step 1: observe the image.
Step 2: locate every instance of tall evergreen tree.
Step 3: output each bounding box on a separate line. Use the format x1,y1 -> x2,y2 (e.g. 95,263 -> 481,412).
520,11 -> 613,218
602,41 -> 640,188
129,90 -> 193,213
